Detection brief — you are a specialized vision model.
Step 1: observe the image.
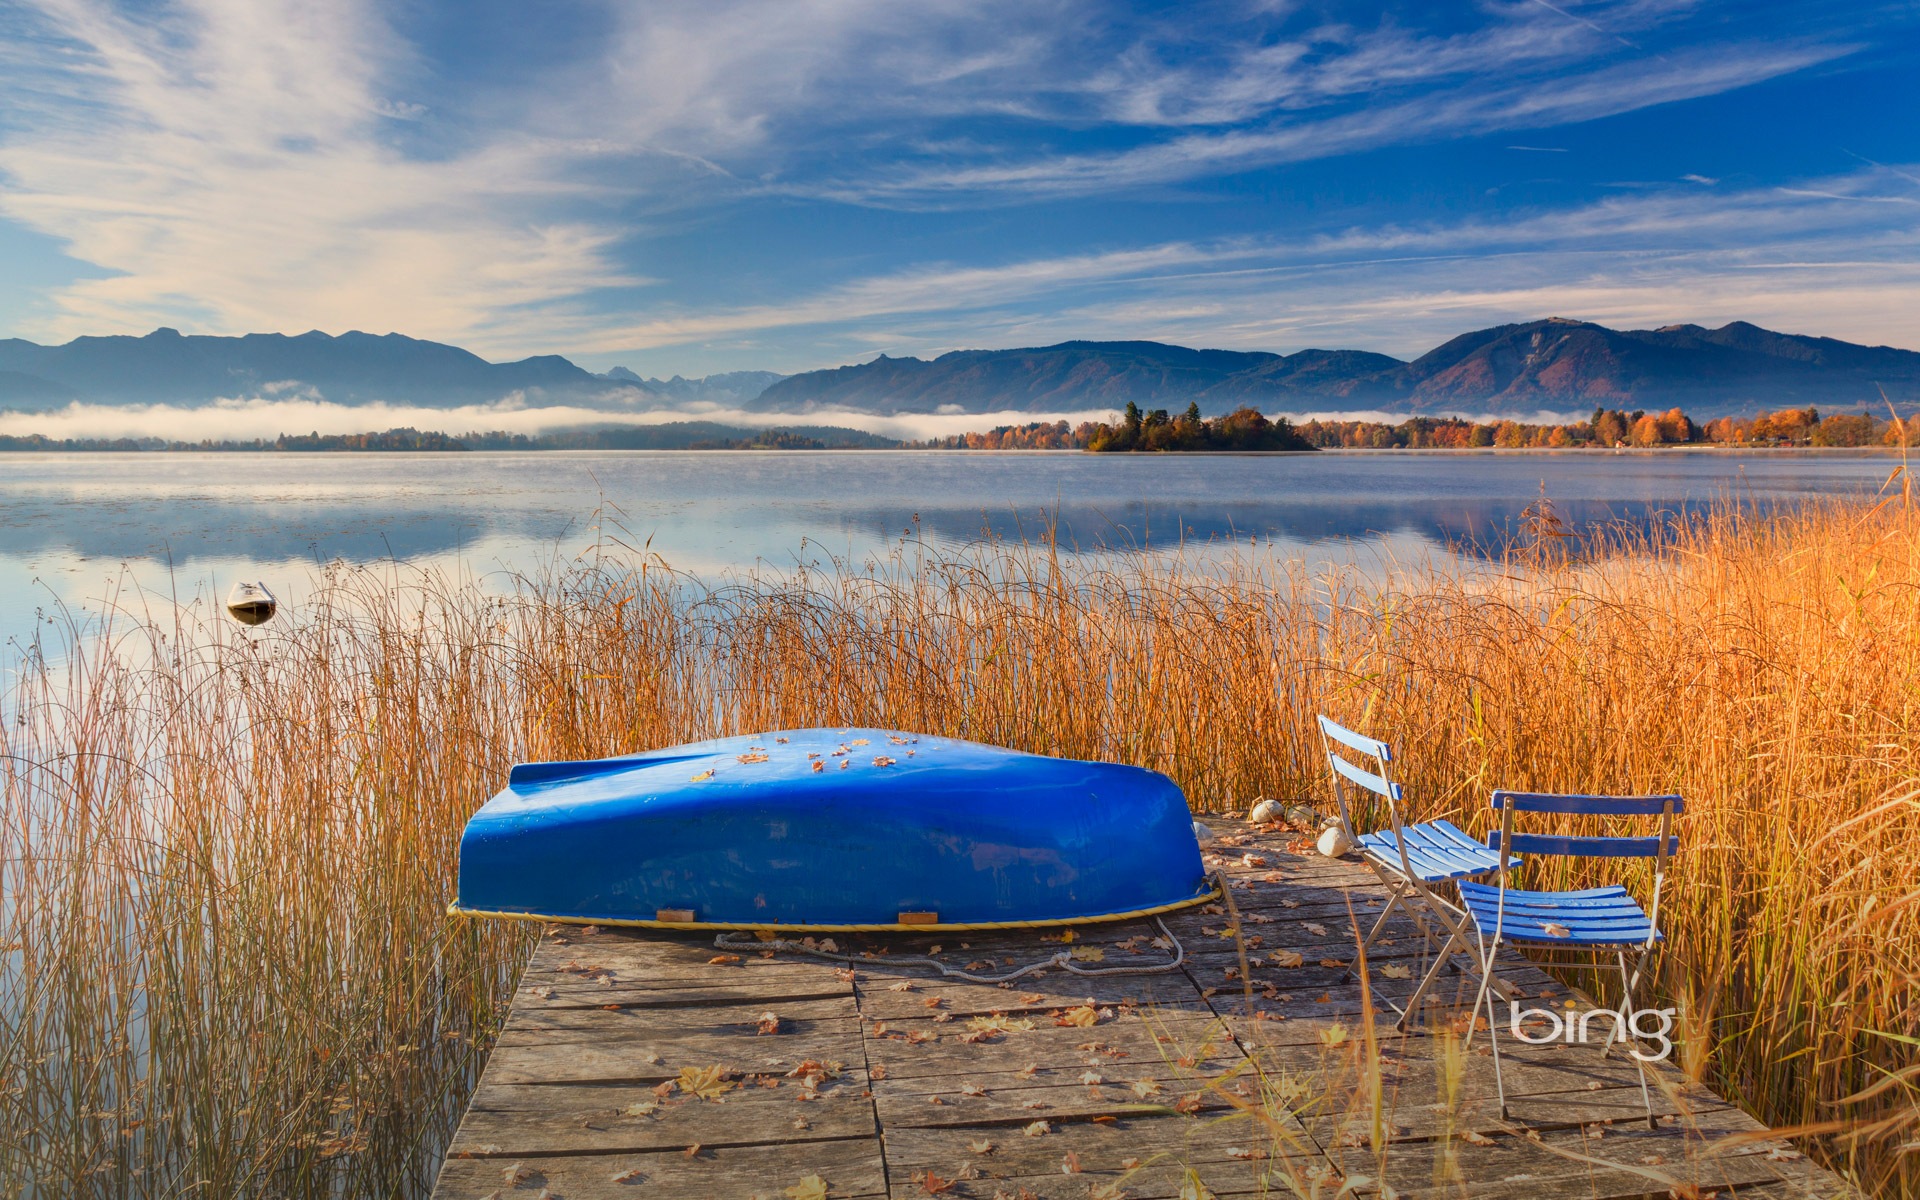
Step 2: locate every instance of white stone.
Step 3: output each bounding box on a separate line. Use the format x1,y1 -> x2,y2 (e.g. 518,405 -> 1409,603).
1316,825 -> 1356,858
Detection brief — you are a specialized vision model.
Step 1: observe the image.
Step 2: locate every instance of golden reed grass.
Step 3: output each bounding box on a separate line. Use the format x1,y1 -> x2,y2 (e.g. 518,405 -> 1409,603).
2,495 -> 1917,1196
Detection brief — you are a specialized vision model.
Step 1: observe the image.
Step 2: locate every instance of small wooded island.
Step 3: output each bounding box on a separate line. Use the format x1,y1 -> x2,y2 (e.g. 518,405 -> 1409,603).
1083,402 -> 1316,452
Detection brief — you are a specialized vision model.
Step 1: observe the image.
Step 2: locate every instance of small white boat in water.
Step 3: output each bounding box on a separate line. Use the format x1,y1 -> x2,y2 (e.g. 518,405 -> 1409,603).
225,580 -> 277,626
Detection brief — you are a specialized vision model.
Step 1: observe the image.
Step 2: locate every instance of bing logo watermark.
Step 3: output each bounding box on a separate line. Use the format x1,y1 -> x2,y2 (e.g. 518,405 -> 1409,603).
1509,1001 -> 1676,1062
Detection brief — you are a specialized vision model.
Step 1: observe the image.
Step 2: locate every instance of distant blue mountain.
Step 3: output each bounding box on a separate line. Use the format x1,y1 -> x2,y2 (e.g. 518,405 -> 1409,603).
0,327 -> 651,411
597,367 -> 786,405
752,322 -> 1920,418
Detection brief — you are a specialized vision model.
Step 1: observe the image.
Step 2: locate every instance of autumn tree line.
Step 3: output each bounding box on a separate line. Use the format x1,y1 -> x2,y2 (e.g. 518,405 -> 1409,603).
918,404 -> 1920,452
915,403 -> 1313,451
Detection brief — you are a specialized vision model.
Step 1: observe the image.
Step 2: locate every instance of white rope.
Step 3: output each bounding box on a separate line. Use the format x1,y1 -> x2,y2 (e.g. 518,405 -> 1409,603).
715,914 -> 1190,985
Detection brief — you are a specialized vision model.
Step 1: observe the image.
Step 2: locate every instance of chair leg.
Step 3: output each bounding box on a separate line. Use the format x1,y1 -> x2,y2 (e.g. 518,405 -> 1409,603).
1396,918 -> 1472,1030
1343,879 -> 1412,984
1617,950 -> 1656,1130
1469,944 -> 1511,1122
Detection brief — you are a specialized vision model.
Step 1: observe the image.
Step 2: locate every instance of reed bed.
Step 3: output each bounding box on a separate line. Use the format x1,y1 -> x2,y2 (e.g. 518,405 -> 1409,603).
2,496 -> 1918,1196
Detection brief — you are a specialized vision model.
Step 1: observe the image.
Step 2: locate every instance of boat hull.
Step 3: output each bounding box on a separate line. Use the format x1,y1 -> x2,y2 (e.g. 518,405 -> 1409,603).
453,728 -> 1211,930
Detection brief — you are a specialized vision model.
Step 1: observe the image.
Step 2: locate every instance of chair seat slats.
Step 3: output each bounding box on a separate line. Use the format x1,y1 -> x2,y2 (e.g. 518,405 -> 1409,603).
1359,819 -> 1511,882
1457,881 -> 1662,946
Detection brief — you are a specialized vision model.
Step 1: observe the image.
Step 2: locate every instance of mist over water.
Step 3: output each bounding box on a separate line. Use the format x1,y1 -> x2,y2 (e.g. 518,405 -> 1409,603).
0,447 -> 1897,649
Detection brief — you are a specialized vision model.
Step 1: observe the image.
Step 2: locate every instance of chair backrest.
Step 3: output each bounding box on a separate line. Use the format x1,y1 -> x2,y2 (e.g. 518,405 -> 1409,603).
1485,791 -> 1682,871
1316,714 -> 1405,840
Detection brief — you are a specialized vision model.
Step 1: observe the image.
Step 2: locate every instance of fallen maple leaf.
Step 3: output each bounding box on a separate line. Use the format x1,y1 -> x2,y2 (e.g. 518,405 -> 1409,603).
1023,1119 -> 1053,1137
967,1137 -> 995,1153
502,1162 -> 533,1185
1542,921 -> 1572,937
1080,1070 -> 1103,1085
785,1174 -> 829,1200
1131,1079 -> 1163,1098
1054,1005 -> 1099,1028
757,1012 -> 781,1035
690,769 -> 714,782
1319,1024 -> 1350,1047
872,755 -> 896,767
1304,922 -> 1329,936
1062,1151 -> 1082,1174
960,1082 -> 987,1097
1269,949 -> 1304,968
1068,945 -> 1106,961
707,954 -> 741,965
965,1015 -> 1035,1036
1377,963 -> 1413,980
1225,1147 -> 1268,1160
610,1166 -> 645,1182
677,1065 -> 736,1101
1174,1094 -> 1204,1114
1462,1130 -> 1497,1146
811,761 -> 825,773
737,752 -> 770,764
887,981 -> 916,992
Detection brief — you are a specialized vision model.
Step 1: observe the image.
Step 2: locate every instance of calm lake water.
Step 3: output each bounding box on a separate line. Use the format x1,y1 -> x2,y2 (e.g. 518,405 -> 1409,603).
0,448 -> 1901,648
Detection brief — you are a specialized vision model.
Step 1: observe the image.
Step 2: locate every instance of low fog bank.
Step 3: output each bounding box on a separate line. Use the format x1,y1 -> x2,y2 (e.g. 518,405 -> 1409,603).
0,396 -> 1587,446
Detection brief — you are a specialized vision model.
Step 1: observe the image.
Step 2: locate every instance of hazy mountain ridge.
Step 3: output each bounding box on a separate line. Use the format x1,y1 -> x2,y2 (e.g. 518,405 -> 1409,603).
2,319 -> 1916,420
759,320 -> 1920,418
0,327 -> 645,410
599,368 -> 787,406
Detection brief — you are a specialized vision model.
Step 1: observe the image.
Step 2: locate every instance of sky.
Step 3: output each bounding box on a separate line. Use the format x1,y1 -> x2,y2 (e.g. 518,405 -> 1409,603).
0,0 -> 1916,379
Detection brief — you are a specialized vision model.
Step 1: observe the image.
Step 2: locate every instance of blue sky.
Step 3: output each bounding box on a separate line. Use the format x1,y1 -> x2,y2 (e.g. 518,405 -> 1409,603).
0,0 -> 1916,378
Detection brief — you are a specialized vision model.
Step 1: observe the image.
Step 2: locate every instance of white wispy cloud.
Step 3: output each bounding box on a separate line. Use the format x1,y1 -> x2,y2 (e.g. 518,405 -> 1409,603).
0,0 -> 640,346
832,40 -> 1850,204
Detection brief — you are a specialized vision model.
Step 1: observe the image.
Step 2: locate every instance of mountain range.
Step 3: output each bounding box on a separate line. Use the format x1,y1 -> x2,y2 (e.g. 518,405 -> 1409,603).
749,320 -> 1920,418
2,318 -> 1916,420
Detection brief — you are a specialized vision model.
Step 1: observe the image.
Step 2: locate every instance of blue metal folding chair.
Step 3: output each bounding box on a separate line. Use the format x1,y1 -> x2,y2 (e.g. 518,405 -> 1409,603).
1317,716 -> 1517,1029
1461,790 -> 1681,1128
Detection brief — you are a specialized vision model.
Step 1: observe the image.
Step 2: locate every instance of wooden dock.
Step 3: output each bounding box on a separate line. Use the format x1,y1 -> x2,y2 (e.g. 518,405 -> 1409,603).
430,820 -> 1859,1199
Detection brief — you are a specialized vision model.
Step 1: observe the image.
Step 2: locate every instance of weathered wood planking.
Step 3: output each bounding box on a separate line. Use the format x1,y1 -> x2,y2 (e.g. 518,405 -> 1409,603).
430,819 -> 1862,1200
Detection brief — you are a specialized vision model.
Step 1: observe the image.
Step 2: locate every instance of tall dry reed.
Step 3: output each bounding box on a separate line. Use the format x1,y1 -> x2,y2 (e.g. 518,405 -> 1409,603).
2,497 -> 1916,1195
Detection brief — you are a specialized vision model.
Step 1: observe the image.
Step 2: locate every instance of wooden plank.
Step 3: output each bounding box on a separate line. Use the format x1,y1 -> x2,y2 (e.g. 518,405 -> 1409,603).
880,1113 -> 1316,1200
445,1079 -> 874,1156
480,1029 -> 869,1086
851,970 -> 1207,1022
496,993 -> 859,1045
1331,1107 -> 1842,1199
430,1135 -> 887,1199
859,1010 -> 1242,1084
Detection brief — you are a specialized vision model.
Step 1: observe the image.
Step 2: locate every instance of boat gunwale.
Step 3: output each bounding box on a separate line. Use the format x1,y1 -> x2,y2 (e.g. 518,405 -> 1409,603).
445,881 -> 1222,933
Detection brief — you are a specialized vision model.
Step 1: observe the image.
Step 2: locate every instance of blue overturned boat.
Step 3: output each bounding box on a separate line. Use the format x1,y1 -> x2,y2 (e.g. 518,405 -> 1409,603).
452,728 -> 1213,931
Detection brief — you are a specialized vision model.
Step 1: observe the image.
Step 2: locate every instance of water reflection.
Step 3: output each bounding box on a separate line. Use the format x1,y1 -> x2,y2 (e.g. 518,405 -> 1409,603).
0,448 -> 1895,645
